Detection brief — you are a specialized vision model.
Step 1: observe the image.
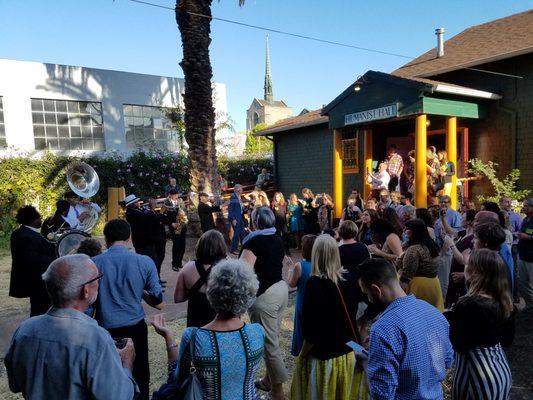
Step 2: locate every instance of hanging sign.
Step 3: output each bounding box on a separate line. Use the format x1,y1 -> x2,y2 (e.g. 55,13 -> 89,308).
345,103 -> 398,126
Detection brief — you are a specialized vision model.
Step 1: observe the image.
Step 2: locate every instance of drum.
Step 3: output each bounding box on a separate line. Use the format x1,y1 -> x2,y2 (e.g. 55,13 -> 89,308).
56,230 -> 91,257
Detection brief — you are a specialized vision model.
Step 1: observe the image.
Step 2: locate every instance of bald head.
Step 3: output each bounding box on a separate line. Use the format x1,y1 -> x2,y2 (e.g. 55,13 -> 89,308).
42,254 -> 97,307
474,210 -> 499,226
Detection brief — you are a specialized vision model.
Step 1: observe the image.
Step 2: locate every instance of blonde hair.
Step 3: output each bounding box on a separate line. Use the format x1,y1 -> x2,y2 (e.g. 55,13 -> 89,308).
323,193 -> 333,206
311,234 -> 344,284
289,193 -> 299,205
466,249 -> 513,319
258,191 -> 270,207
302,188 -> 315,198
273,192 -> 286,206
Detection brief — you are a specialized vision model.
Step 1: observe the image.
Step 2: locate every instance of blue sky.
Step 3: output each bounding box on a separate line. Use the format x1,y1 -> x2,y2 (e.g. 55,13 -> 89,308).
1,0 -> 532,132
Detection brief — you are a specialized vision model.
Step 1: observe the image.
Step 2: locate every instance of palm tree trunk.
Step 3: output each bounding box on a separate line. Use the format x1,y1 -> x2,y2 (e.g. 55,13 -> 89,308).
176,0 -> 220,202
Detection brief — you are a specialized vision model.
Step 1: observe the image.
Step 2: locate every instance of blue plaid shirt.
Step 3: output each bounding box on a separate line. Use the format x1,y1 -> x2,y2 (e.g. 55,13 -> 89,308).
368,295 -> 454,400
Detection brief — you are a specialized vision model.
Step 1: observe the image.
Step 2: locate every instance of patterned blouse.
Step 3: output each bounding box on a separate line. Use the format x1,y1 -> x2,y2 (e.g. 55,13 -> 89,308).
165,324 -> 265,400
397,244 -> 439,283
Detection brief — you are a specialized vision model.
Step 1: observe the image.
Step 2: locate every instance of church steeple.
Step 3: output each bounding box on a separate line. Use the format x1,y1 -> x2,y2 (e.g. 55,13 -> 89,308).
264,35 -> 274,104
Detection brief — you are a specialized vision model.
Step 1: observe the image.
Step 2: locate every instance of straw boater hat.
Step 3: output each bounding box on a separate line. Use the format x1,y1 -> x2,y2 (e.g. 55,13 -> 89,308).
124,194 -> 141,207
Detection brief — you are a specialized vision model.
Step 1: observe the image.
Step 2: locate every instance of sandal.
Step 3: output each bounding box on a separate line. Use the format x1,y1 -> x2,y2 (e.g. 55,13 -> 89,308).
254,379 -> 271,392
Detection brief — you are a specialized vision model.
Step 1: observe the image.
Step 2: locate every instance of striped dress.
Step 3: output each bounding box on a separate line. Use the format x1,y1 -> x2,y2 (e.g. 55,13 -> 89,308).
447,295 -> 514,400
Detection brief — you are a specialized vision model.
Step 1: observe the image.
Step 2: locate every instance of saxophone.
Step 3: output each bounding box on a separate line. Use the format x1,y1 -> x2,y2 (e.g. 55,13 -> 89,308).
174,209 -> 188,234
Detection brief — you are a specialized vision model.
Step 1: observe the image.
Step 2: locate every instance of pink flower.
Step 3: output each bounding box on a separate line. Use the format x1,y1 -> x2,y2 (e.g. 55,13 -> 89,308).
126,168 -> 131,172
130,183 -> 135,187
154,182 -> 159,186
138,172 -> 143,177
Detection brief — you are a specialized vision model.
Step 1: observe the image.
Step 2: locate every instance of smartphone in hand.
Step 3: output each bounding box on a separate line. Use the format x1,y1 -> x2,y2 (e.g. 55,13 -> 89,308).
346,341 -> 368,356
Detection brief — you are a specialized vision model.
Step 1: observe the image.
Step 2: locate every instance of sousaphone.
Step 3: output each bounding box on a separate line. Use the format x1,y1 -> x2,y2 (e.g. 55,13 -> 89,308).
66,161 -> 100,233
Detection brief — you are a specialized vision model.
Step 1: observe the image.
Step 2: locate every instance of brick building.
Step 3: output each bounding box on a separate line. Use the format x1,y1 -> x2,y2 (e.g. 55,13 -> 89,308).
258,10 -> 533,215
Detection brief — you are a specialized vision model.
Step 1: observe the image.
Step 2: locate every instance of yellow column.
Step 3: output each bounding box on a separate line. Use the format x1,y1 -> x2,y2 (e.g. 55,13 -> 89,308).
333,129 -> 343,218
107,187 -> 126,220
415,115 -> 427,208
364,129 -> 373,200
446,117 -> 458,210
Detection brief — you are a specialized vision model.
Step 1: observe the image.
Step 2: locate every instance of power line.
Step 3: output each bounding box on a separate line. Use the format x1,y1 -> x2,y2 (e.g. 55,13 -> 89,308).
126,0 -> 415,59
126,0 -> 524,79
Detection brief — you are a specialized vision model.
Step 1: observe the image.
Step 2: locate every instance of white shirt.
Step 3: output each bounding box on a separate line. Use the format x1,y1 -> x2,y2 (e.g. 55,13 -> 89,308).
367,171 -> 390,190
65,202 -> 101,229
23,225 -> 40,233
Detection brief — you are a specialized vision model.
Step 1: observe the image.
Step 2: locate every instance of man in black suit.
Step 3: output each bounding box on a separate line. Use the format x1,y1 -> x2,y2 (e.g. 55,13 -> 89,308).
124,194 -> 159,266
10,206 -> 56,316
197,192 -> 222,233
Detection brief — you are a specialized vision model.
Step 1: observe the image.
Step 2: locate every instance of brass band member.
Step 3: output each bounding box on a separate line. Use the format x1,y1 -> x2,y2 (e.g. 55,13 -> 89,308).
164,189 -> 187,271
64,191 -> 101,231
198,192 -> 222,233
9,206 -> 56,316
124,194 -> 159,266
41,200 -> 71,239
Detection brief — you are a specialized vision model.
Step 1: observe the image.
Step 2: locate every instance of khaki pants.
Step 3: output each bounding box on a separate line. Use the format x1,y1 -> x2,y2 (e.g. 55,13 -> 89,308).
517,257 -> 533,309
249,280 -> 289,385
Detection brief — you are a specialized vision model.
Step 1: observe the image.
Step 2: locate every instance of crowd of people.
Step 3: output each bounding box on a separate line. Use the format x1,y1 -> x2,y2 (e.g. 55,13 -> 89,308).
4,170 -> 533,399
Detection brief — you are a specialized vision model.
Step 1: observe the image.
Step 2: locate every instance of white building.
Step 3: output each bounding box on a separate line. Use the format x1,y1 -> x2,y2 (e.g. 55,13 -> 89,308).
0,58 -> 227,154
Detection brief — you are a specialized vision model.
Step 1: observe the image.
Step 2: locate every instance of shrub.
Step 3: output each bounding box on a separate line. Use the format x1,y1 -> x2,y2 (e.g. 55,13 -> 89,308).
0,151 -> 272,244
468,158 -> 530,212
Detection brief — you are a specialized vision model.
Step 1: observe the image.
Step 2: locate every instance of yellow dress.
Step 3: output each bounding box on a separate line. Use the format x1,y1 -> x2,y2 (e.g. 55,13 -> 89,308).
408,276 -> 444,312
290,352 -> 369,400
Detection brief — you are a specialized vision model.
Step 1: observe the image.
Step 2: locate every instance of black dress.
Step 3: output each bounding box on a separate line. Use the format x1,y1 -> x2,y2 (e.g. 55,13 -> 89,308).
303,198 -> 319,235
186,260 -> 217,327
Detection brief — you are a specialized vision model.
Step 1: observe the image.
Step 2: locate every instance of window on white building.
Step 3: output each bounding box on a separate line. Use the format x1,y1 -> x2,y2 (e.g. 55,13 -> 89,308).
0,97 -> 6,148
31,99 -> 105,151
123,105 -> 180,152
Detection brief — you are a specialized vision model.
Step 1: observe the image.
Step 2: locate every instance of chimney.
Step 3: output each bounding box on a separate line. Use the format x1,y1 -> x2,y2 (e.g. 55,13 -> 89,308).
435,27 -> 445,58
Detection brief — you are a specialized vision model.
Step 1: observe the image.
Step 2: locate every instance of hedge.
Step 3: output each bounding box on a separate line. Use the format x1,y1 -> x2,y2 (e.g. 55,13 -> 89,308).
0,151 -> 272,243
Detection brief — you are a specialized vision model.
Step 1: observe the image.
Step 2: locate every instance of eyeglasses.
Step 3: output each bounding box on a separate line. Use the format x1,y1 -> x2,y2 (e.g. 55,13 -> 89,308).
79,272 -> 103,287
440,201 -> 450,204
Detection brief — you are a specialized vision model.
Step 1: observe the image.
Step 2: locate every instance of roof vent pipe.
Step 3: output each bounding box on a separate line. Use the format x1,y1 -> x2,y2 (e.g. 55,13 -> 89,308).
435,27 -> 445,58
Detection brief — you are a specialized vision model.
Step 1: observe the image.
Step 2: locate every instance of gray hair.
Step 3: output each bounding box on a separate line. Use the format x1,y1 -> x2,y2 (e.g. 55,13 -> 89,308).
206,259 -> 259,317
42,254 -> 94,307
440,195 -> 451,203
251,206 -> 275,229
402,205 -> 416,219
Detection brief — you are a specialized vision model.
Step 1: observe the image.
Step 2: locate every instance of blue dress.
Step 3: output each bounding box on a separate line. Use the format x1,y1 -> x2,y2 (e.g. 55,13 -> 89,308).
288,203 -> 304,232
160,324 -> 264,400
291,259 -> 312,356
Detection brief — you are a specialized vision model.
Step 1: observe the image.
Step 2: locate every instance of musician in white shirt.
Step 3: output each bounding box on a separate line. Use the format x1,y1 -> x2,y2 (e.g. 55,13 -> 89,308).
64,191 -> 101,230
367,162 -> 391,199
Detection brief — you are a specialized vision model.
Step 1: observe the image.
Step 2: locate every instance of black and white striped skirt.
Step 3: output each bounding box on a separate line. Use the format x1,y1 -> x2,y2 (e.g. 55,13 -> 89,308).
452,343 -> 512,400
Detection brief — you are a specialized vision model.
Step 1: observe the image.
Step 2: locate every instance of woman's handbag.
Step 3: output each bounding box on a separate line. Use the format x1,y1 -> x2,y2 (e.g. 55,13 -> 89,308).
176,328 -> 204,400
152,328 -> 204,400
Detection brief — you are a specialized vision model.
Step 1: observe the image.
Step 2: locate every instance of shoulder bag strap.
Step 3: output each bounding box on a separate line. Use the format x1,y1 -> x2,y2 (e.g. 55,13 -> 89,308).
336,284 -> 362,345
188,328 -> 198,372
